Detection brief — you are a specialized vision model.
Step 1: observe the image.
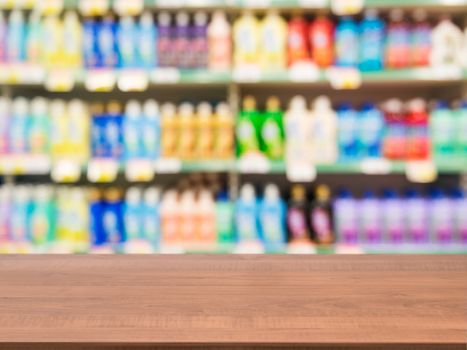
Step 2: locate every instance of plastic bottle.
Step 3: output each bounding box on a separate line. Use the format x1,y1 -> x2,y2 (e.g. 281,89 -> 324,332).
261,96 -> 285,160
215,190 -> 234,245
257,184 -> 285,250
191,12 -> 209,69
260,11 -> 287,69
208,11 -> 231,70
124,187 -> 144,243
382,99 -> 407,160
143,187 -> 161,249
406,98 -> 430,160
157,12 -> 173,68
89,188 -> 106,248
196,102 -> 214,159
0,186 -> 11,243
50,99 -> 68,158
142,100 -> 160,160
237,96 -> 261,157
7,10 -> 26,63
42,15 -> 62,66
214,102 -> 234,159
178,103 -> 196,159
452,189 -> 467,244
235,184 -> 259,242
309,96 -> 338,164
161,103 -> 178,158
196,190 -> 216,244
287,185 -> 310,242
179,190 -> 196,243
233,12 -> 260,66
360,190 -> 382,244
411,10 -> 431,67
0,98 -> 9,154
30,186 -> 55,248
124,100 -> 144,161
29,97 -> 50,155
358,102 -> 385,158
309,14 -> 334,68
175,12 -> 190,69
139,12 -> 157,69
11,186 -> 31,243
336,103 -> 358,161
310,185 -> 334,245
83,19 -> 99,68
106,101 -> 124,161
335,16 -> 359,67
10,97 -> 30,154
285,96 -> 310,164
68,188 -> 90,252
386,9 -> 410,69
430,101 -> 455,157
455,100 -> 467,156
334,189 -> 358,245
26,11 -> 42,64
103,188 -> 125,252
62,11 -> 82,68
430,16 -> 463,67
161,190 -> 180,245
359,9 -> 385,71
68,99 -> 90,163
405,189 -> 428,243
429,188 -> 454,244
287,15 -> 310,66
382,189 -> 405,244
98,15 -> 118,68
0,12 -> 6,62
117,16 -> 138,68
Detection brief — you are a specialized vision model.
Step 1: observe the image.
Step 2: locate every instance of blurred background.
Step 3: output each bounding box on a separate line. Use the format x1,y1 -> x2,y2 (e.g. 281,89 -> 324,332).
0,0 -> 466,254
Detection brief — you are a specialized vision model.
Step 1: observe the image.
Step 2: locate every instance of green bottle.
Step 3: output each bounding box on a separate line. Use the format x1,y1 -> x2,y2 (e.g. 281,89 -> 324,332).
30,186 -> 56,249
215,192 -> 235,246
237,96 -> 261,156
261,96 -> 285,160
430,101 -> 455,157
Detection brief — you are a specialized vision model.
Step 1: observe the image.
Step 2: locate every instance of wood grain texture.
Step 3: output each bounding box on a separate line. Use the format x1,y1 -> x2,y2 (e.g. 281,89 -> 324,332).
0,255 -> 466,350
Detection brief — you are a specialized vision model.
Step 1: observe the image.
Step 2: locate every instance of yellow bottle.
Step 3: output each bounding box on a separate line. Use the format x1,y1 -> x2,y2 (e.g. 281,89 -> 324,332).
42,15 -> 63,67
68,99 -> 90,165
50,99 -> 68,159
62,11 -> 83,68
195,102 -> 214,160
233,11 -> 260,66
161,103 -> 178,158
214,102 -> 234,159
177,103 -> 196,160
260,11 -> 287,70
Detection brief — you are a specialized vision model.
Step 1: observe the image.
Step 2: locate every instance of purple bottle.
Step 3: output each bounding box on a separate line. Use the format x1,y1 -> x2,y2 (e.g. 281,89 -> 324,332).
453,189 -> 467,244
429,189 -> 454,244
405,189 -> 428,243
334,189 -> 359,245
0,186 -> 11,243
190,12 -> 208,69
157,12 -> 173,68
174,12 -> 190,69
382,189 -> 405,244
360,190 -> 382,244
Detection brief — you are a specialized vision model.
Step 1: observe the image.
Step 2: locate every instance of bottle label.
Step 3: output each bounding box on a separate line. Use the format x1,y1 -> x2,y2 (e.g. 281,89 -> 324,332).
287,208 -> 307,240
311,208 -> 331,242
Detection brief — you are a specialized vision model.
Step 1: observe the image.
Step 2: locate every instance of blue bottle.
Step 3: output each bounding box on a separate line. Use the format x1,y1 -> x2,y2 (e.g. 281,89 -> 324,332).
335,16 -> 359,67
97,15 -> 118,68
106,102 -> 124,161
358,103 -> 385,158
259,184 -> 286,251
7,10 -> 26,63
235,184 -> 260,242
117,16 -> 138,69
360,190 -> 382,244
405,189 -> 428,244
103,188 -> 126,252
89,189 -> 106,247
359,9 -> 385,71
337,103 -> 358,160
139,12 -> 157,69
143,187 -> 161,249
91,103 -> 107,158
124,187 -> 144,243
123,100 -> 144,161
142,100 -> 161,159
83,19 -> 99,69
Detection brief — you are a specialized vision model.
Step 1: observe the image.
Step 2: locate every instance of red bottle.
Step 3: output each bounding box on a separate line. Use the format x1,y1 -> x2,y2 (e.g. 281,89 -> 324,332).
309,15 -> 334,68
382,99 -> 407,160
287,15 -> 310,66
386,9 -> 411,69
406,99 -> 430,160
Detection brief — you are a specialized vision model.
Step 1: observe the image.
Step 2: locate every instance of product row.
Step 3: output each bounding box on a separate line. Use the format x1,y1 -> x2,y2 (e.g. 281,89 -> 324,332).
1,180 -> 466,254
1,96 -> 466,167
1,9 -> 466,72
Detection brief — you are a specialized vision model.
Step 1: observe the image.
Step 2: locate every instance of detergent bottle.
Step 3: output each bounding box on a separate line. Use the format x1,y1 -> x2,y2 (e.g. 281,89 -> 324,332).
359,9 -> 385,71
259,10 -> 287,70
208,11 -> 231,70
62,11 -> 82,68
454,100 -> 467,156
287,185 -> 310,242
237,96 -> 261,157
430,100 -> 455,157
142,99 -> 161,160
139,12 -> 157,68
405,98 -> 430,160
430,15 -> 463,67
191,12 -> 209,69
235,184 -> 259,242
214,102 -> 235,159
26,11 -> 42,64
143,187 -> 161,250
157,12 -> 173,67
0,12 -> 6,62
337,103 -> 358,161
335,16 -> 359,67
309,14 -> 334,68
360,190 -> 382,244
178,103 -> 196,160
261,96 -> 285,160
7,10 -> 26,63
386,9 -> 410,68
118,16 -> 138,68
411,10 -> 431,67
259,184 -> 286,251
233,12 -> 260,67
123,100 -> 144,161
161,103 -> 178,158
68,99 -> 90,163
287,15 -> 309,66
29,97 -> 50,155
382,99 -> 407,160
310,185 -> 334,245
309,96 -> 338,164
285,96 -> 310,165
358,102 -> 385,158
196,102 -> 214,159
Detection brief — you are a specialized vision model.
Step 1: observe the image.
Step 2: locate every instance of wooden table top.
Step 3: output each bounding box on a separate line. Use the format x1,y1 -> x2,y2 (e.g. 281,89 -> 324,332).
0,255 -> 466,350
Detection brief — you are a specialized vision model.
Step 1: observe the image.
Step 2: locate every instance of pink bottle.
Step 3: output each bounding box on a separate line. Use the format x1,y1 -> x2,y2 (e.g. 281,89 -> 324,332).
386,9 -> 410,69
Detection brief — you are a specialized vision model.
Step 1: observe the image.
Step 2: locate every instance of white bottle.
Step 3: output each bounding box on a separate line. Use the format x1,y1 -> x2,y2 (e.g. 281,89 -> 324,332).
208,11 -> 231,71
430,16 -> 464,67
68,99 -> 90,163
462,27 -> 467,68
285,96 -> 311,165
309,96 -> 338,164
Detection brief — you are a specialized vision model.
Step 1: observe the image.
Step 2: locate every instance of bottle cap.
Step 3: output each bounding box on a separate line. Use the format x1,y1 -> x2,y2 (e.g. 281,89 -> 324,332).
10,10 -> 24,23
266,96 -> 281,112
120,16 -> 135,26
179,103 -> 194,117
64,10 -> 79,23
15,186 -> 31,202
338,102 -> 353,111
313,96 -> 332,110
126,187 -> 142,204
364,9 -> 378,18
176,12 -> 189,26
361,102 -> 376,111
212,11 -> 227,22
144,187 -> 161,204
264,184 -> 280,201
105,188 -> 122,202
240,184 -> 256,202
405,188 -> 419,199
197,102 -> 213,118
91,103 -> 105,116
390,9 -> 404,21
434,100 -> 449,109
413,9 -> 427,22
31,97 -> 48,116
363,190 -> 376,198
161,103 -> 176,118
291,185 -> 306,201
194,12 -> 208,26
35,185 -> 54,202
68,99 -> 87,116
315,184 -> 331,201
289,95 -> 307,111
384,99 -> 403,113
107,101 -> 122,115
140,12 -> 154,26
158,12 -> 171,26
125,100 -> 142,119
407,98 -> 426,112
338,188 -> 352,198
216,102 -> 231,118
383,189 -> 398,199
29,10 -> 41,23
243,96 -> 257,111
13,97 -> 29,116
88,188 -> 102,202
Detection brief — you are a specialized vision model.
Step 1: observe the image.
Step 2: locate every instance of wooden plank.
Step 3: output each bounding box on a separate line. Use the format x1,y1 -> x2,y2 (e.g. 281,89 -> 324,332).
0,255 -> 466,349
